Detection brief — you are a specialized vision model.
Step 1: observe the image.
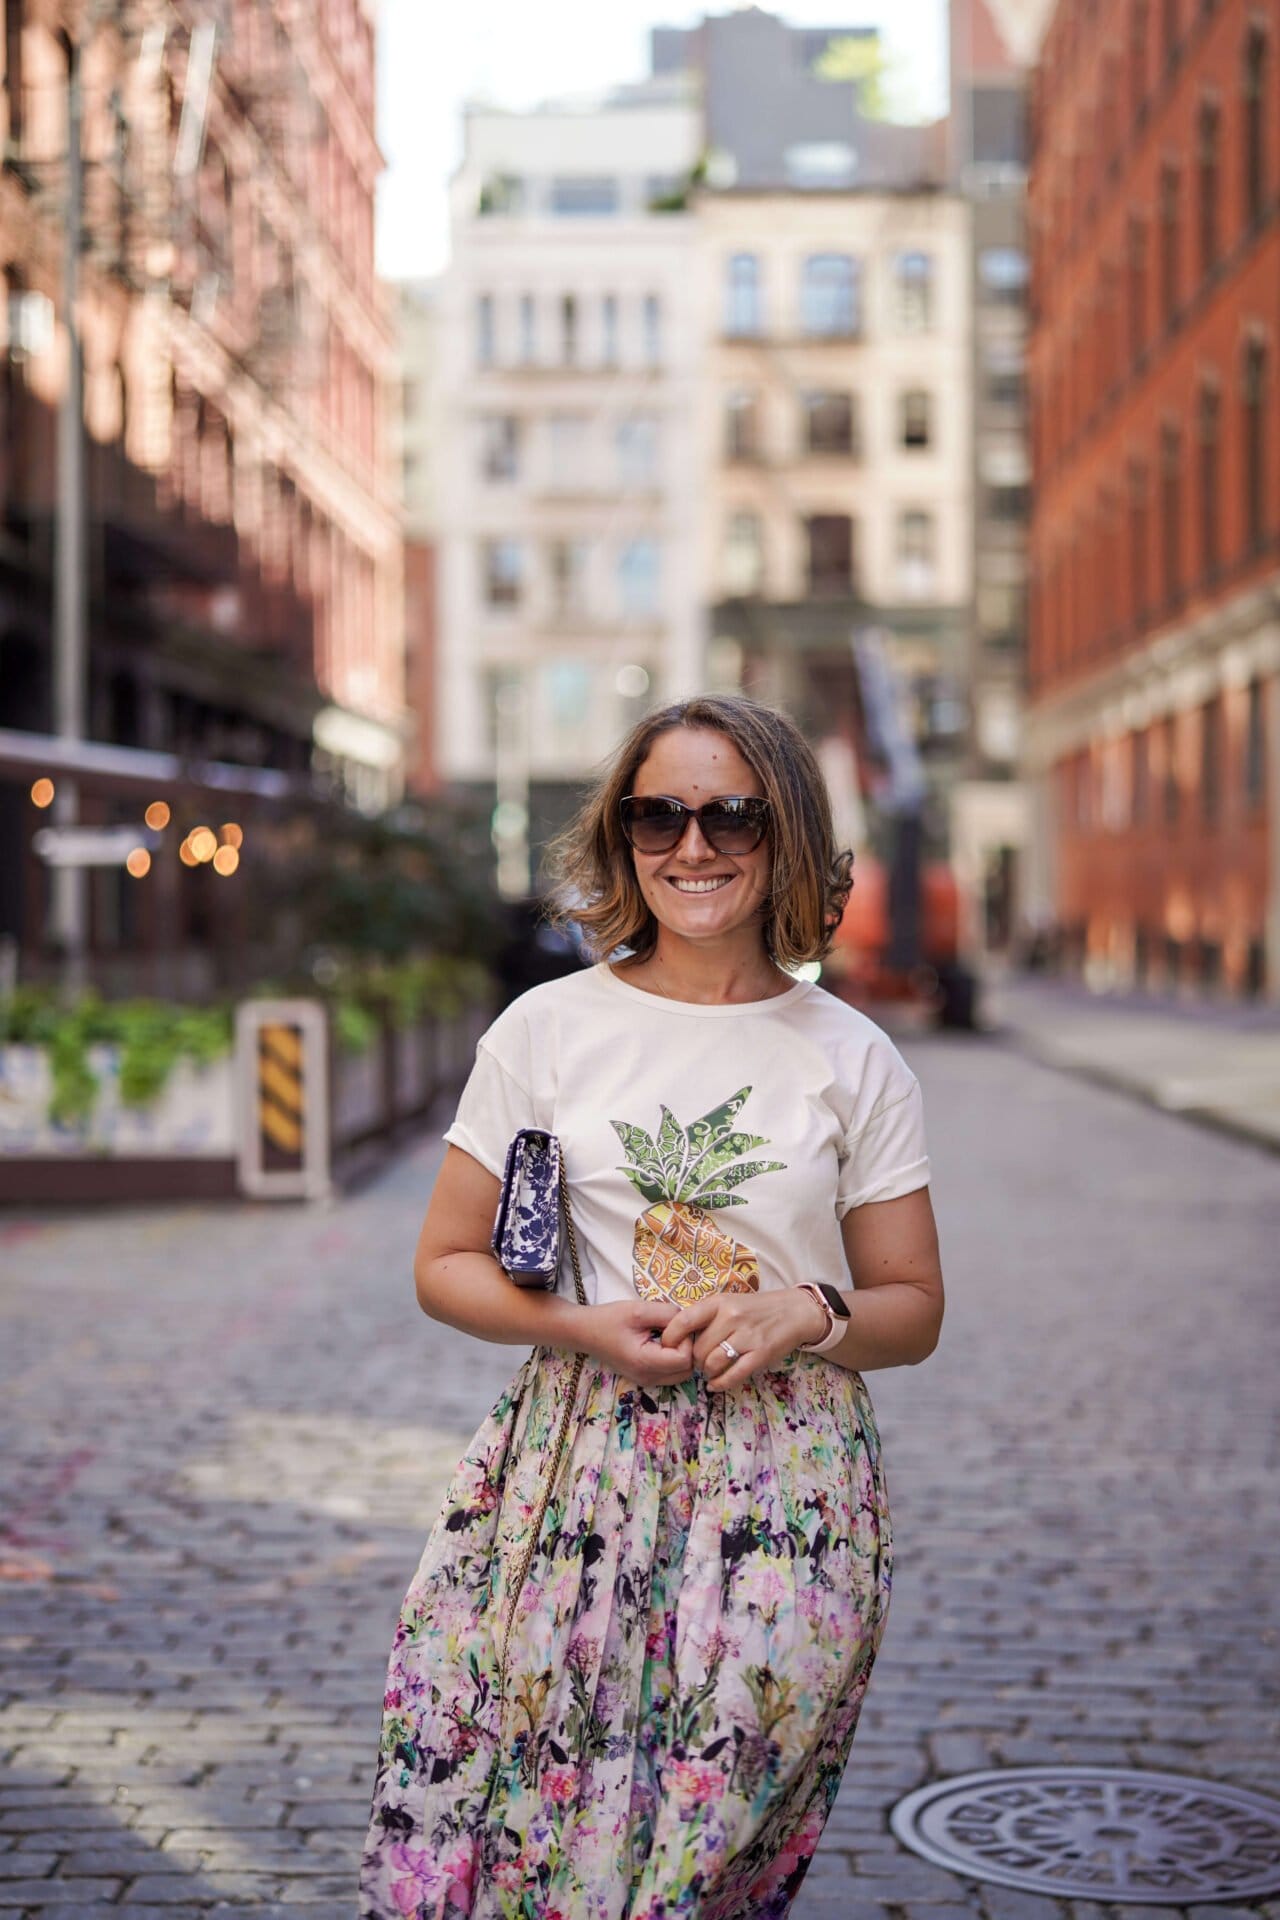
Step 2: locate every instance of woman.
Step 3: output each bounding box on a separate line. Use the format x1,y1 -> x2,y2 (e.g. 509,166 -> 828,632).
360,693 -> 944,1920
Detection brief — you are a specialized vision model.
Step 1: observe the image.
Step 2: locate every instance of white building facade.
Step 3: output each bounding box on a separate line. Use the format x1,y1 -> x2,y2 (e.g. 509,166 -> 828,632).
434,89 -> 704,873
698,190 -> 974,796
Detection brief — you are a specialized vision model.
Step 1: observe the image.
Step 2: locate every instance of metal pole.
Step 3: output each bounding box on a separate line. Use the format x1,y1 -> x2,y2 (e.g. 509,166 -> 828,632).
51,30 -> 88,996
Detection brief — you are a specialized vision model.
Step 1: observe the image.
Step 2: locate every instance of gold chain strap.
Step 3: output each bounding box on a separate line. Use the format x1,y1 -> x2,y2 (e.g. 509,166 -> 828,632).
497,1156 -> 588,1693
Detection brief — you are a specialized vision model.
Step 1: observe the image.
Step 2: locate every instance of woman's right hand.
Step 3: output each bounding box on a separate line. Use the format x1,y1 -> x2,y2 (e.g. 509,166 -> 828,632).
571,1299 -> 695,1388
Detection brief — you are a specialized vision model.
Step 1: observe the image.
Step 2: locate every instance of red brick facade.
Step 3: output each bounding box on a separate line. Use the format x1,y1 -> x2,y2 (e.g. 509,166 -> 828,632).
1025,0 -> 1280,995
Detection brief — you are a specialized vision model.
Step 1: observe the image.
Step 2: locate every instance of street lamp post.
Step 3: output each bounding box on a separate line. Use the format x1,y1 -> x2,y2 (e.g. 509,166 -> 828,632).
50,28 -> 88,997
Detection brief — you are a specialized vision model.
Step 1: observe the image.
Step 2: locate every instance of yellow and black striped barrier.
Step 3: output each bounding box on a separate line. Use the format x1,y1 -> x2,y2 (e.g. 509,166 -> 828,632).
236,1000 -> 329,1199
258,1022 -> 305,1165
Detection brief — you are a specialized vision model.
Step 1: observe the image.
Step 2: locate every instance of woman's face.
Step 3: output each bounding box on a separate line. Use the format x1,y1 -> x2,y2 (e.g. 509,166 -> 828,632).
626,726 -> 772,952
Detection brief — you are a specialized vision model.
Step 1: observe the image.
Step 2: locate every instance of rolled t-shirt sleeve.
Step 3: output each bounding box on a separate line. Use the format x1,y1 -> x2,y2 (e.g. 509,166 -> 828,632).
442,1041 -> 535,1179
836,1074 -> 931,1216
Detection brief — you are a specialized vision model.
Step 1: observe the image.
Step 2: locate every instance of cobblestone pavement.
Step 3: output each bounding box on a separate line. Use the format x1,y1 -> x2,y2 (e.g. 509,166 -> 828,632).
2,1032 -> 1278,1920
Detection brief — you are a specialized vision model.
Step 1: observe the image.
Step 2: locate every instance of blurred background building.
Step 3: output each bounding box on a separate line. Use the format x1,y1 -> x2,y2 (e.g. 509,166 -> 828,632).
432,80 -> 705,891
1024,0 -> 1280,997
0,0 -> 403,986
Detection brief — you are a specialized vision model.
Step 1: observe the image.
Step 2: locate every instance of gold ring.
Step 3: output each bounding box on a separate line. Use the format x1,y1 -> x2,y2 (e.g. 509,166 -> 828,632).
719,1339 -> 740,1362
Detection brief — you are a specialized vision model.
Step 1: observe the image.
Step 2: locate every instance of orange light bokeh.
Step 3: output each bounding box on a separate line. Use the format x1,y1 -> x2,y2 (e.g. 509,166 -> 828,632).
30,778 -> 55,808
212,845 -> 240,877
219,822 -> 244,848
179,838 -> 199,867
144,801 -> 171,831
189,826 -> 218,863
126,848 -> 152,879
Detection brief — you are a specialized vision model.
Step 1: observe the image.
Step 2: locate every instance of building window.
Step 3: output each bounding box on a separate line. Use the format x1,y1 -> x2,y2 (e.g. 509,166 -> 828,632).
1198,382 -> 1220,576
1130,458 -> 1149,621
989,481 -> 1029,522
1201,695 -> 1221,823
1244,677 -> 1266,809
977,246 -> 1029,304
897,510 -> 936,597
1128,216 -> 1148,359
617,413 -> 658,488
519,293 -> 537,363
1243,335 -> 1267,553
476,293 -> 495,367
894,251 -> 934,331
642,294 -> 662,366
803,391 -> 855,456
1132,727 -> 1150,824
1162,0 -> 1180,67
1163,712 -> 1180,823
549,538 -> 590,617
1159,163 -> 1179,324
561,294 -> 578,366
481,414 -> 519,482
983,340 -> 1025,407
618,538 -> 660,619
724,512 -> 764,595
548,413 -> 587,490
800,254 -> 859,336
1243,28 -> 1268,228
724,389 -> 761,461
602,294 -> 619,366
1198,99 -> 1220,275
483,538 -> 522,607
805,514 -> 854,595
1160,420 -> 1182,605
550,176 -> 619,216
1131,0 -> 1149,117
901,389 -> 932,449
725,254 -> 762,336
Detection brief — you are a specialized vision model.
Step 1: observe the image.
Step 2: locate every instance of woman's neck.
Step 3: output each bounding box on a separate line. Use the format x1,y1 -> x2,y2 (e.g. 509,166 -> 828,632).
618,935 -> 789,1006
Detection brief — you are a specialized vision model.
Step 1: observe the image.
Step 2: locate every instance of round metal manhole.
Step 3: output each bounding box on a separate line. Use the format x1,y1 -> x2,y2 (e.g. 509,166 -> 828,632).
890,1767 -> 1280,1904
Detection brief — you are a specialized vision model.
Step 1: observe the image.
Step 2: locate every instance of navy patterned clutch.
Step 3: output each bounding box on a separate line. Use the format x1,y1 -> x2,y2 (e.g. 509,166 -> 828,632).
491,1128 -> 564,1289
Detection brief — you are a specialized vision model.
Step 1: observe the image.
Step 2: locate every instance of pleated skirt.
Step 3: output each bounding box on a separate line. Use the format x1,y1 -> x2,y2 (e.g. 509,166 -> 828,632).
359,1345 -> 893,1920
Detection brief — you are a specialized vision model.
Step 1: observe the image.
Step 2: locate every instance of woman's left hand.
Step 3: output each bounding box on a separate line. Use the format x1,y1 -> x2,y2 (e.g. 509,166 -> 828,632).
657,1287 -> 829,1391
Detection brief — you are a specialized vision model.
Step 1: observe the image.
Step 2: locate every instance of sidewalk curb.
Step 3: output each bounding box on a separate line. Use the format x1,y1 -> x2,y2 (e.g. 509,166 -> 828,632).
992,1024 -> 1280,1159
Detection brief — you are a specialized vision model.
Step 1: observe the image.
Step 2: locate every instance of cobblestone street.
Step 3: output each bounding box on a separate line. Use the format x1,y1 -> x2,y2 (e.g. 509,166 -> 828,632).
1,1028 -> 1277,1920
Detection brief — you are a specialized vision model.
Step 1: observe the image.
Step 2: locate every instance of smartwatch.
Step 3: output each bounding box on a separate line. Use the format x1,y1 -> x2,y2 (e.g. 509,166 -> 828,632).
794,1282 -> 852,1354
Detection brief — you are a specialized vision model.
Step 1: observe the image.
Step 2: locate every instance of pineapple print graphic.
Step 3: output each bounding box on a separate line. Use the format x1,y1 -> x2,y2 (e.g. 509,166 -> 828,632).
612,1086 -> 786,1305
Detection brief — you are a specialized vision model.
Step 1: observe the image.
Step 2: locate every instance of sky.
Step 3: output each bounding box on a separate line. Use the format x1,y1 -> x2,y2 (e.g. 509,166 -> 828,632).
374,0 -> 950,283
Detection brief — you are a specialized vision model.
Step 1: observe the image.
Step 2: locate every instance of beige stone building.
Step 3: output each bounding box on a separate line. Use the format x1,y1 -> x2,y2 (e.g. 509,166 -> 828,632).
699,189 -> 974,787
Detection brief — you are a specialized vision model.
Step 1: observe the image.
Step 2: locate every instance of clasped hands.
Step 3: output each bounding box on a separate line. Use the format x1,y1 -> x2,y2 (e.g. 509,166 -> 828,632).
572,1288 -> 828,1393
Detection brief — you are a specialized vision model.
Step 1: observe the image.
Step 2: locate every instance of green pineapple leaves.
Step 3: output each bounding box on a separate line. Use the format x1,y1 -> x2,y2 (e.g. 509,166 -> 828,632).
611,1085 -> 786,1208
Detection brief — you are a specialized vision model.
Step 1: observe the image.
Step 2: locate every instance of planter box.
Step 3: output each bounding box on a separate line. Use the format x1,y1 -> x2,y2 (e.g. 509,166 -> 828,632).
0,1044 -> 238,1203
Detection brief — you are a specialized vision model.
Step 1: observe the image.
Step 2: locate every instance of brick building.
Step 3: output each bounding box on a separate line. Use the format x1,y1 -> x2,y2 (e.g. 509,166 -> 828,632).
1024,0 -> 1280,996
0,0 -> 404,982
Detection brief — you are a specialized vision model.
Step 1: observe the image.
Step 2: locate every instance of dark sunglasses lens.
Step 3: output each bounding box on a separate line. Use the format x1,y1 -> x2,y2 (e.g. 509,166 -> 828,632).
701,801 -> 768,851
622,799 -> 686,851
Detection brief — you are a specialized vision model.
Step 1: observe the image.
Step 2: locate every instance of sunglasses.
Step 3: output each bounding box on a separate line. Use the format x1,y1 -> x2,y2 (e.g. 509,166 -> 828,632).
619,794 -> 770,856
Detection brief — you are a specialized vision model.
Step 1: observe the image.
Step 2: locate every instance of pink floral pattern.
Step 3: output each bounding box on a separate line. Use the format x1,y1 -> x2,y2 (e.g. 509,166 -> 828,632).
359,1348 -> 892,1919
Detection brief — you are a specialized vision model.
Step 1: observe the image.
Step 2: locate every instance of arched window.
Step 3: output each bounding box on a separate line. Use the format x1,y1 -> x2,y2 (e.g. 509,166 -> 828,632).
800,255 -> 859,336
894,251 -> 934,331
724,254 -> 762,336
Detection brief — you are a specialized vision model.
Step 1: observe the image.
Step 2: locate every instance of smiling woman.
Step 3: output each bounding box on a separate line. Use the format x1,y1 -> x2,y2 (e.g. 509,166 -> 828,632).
358,693 -> 943,1920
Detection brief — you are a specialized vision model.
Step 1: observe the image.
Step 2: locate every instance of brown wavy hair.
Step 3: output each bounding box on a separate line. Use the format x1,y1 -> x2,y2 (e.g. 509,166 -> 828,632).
545,693 -> 853,968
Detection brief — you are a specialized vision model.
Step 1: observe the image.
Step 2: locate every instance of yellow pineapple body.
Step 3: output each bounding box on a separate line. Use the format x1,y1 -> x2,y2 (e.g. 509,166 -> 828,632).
632,1200 -> 760,1304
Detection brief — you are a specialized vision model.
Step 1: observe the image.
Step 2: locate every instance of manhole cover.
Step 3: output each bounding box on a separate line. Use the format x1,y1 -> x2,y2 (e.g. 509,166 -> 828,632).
890,1767 -> 1280,1904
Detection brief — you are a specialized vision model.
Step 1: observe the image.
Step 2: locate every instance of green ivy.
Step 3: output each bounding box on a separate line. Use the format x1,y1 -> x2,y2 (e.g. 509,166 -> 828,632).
0,991 -> 233,1131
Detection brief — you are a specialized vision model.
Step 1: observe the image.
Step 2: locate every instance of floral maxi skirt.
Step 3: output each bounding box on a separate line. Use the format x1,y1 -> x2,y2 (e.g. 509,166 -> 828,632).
358,1347 -> 893,1920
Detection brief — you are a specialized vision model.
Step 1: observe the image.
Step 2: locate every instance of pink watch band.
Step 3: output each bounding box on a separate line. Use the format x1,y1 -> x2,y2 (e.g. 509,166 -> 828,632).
795,1284 -> 848,1354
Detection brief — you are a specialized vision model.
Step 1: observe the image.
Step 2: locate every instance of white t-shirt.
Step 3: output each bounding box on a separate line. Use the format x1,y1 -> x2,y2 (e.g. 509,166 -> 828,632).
444,962 -> 930,1307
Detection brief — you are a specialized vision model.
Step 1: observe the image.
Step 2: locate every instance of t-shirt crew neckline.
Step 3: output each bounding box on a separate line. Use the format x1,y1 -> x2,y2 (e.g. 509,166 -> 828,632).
596,960 -> 815,1018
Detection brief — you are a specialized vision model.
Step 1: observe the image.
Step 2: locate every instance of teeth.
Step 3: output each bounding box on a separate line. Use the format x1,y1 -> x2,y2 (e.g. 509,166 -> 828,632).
670,877 -> 732,893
